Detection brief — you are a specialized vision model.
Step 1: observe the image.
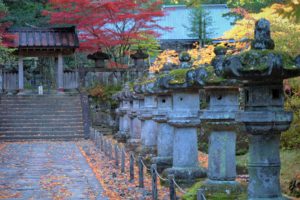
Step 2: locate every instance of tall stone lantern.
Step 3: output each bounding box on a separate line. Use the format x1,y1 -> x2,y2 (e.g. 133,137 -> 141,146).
135,72 -> 158,156
127,91 -> 144,151
217,18 -> 300,199
195,63 -> 242,193
114,83 -> 132,142
159,53 -> 206,182
151,64 -> 175,172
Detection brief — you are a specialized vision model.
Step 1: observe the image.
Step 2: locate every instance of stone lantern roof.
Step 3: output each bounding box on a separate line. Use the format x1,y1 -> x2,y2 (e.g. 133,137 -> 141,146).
216,18 -> 300,82
130,49 -> 149,60
87,51 -> 110,61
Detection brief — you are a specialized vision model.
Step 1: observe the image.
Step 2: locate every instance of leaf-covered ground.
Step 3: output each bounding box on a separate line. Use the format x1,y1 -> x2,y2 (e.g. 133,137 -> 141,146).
77,140 -> 170,200
0,140 -> 210,200
0,141 -> 107,200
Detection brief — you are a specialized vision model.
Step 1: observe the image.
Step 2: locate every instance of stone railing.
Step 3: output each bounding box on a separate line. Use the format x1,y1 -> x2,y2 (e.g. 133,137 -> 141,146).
94,18 -> 300,199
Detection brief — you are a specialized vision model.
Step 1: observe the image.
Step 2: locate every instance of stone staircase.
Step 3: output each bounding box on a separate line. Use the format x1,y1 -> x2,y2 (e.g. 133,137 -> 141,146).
0,94 -> 85,140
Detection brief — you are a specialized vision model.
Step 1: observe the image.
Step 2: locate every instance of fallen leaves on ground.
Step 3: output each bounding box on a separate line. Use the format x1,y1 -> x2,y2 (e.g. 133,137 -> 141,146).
77,140 -> 170,200
198,151 -> 208,169
0,191 -> 21,199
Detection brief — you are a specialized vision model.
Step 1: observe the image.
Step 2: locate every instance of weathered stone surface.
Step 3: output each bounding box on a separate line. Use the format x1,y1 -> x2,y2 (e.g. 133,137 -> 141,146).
214,18 -> 300,199
200,87 -> 242,194
135,79 -> 158,155
113,84 -> 132,142
152,94 -> 174,172
251,18 -> 275,50
248,134 -> 282,199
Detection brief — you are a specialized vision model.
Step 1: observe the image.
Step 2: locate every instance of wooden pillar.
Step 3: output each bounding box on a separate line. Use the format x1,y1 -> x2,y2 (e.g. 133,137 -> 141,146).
57,54 -> 64,92
18,56 -> 24,92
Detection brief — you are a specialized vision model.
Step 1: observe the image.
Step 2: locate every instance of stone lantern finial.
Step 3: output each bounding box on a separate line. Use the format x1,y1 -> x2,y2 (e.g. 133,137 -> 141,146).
251,18 -> 275,50
179,51 -> 192,69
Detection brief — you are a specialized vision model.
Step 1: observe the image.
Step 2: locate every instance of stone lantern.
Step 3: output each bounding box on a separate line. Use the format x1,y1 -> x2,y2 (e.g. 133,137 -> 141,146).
195,54 -> 243,194
159,53 -> 206,182
130,49 -> 149,69
114,83 -> 132,142
217,18 -> 300,199
150,64 -> 175,172
87,51 -> 110,68
135,72 -> 158,155
127,91 -> 144,151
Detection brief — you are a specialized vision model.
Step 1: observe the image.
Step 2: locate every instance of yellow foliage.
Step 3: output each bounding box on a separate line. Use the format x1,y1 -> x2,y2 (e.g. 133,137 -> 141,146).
149,44 -> 217,73
223,4 -> 300,56
188,43 -> 215,66
149,49 -> 179,73
88,85 -> 105,98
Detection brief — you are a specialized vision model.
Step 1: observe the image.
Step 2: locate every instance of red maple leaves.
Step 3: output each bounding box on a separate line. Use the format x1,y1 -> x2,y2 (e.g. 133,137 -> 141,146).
44,0 -> 168,53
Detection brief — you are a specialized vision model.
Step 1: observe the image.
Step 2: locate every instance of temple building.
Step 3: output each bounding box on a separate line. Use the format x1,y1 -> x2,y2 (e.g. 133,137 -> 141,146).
157,4 -> 234,50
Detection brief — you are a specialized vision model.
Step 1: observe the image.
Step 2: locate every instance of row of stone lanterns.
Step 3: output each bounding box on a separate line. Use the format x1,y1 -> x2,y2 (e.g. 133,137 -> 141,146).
111,19 -> 300,199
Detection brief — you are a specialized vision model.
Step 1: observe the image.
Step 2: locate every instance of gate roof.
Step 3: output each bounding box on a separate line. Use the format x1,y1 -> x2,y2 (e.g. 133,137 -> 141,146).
8,26 -> 79,56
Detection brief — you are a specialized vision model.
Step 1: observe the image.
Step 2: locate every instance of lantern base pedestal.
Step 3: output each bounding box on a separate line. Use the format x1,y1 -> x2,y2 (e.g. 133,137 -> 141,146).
114,131 -> 128,143
201,179 -> 244,195
151,156 -> 172,173
125,138 -> 141,151
164,167 -> 207,184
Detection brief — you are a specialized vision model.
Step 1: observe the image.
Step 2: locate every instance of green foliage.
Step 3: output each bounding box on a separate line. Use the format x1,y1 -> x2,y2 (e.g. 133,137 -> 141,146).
275,0 -> 300,23
204,65 -> 225,83
227,0 -> 283,13
279,150 -> 300,197
0,46 -> 15,63
182,181 -> 203,200
130,35 -> 161,59
88,84 -> 122,109
186,5 -> 212,47
168,68 -> 191,84
3,0 -> 49,27
162,0 -> 227,6
282,96 -> 300,149
63,52 -> 94,69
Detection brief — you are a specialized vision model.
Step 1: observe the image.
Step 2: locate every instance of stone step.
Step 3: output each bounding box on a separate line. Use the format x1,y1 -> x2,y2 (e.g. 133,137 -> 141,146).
0,115 -> 83,119
0,111 -> 82,119
0,126 -> 84,132
0,95 -> 80,99
0,103 -> 81,109
0,109 -> 82,113
0,108 -> 82,113
1,101 -> 81,104
0,130 -> 84,136
0,121 -> 83,126
0,119 -> 83,123
0,135 -> 85,141
0,94 -> 85,140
